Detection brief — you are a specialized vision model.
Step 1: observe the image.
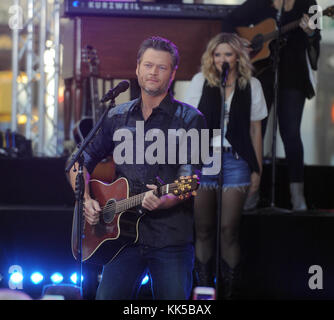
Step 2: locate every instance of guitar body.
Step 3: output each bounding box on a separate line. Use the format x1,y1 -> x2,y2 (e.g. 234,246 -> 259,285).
71,177 -> 144,265
71,175 -> 199,265
72,117 -> 116,183
236,18 -> 277,63
90,157 -> 116,183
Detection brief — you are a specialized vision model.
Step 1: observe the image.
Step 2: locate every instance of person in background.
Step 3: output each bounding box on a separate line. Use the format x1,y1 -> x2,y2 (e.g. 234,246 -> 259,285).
184,32 -> 267,299
221,0 -> 321,211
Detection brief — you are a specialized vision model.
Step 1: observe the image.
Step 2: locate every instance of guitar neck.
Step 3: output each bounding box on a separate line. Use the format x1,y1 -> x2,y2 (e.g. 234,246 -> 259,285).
89,75 -> 100,125
261,5 -> 334,44
263,19 -> 301,43
114,184 -> 170,214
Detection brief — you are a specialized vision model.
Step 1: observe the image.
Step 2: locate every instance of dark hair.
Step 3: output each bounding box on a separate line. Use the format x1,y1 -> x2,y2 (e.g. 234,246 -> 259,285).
137,36 -> 179,70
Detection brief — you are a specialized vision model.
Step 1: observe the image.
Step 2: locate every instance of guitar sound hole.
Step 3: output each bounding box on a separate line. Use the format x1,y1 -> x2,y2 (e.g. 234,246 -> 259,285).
102,199 -> 116,223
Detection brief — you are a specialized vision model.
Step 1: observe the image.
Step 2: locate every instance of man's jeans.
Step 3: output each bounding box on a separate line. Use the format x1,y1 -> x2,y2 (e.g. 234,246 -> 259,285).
96,243 -> 194,300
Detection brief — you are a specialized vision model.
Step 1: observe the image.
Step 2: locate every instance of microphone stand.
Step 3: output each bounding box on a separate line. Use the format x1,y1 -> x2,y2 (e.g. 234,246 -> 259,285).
65,97 -> 117,296
215,68 -> 228,299
266,0 -> 291,212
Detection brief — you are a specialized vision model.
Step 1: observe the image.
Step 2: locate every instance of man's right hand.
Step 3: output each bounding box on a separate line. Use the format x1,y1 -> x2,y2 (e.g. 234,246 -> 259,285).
84,197 -> 101,225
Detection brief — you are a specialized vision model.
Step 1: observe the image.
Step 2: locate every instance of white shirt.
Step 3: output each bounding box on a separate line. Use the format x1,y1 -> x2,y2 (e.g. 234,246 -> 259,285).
183,72 -> 268,147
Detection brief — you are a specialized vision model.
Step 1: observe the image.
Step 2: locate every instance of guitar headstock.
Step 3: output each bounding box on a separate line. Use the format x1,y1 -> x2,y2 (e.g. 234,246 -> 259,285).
324,6 -> 334,18
82,45 -> 99,75
171,175 -> 199,200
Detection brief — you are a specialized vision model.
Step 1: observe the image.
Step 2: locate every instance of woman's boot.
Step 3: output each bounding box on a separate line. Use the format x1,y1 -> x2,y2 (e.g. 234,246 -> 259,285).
220,259 -> 242,300
194,258 -> 214,287
290,182 -> 307,211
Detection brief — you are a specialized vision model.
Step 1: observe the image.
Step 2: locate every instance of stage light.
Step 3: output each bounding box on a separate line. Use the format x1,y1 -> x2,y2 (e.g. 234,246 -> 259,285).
70,272 -> 83,284
50,272 -> 63,284
10,271 -> 24,284
141,274 -> 149,285
30,272 -> 44,285
8,265 -> 24,289
72,1 -> 80,7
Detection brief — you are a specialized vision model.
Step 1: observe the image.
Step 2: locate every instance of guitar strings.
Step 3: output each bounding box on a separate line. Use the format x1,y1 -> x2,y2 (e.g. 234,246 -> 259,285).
99,179 -> 196,215
100,184 -> 173,215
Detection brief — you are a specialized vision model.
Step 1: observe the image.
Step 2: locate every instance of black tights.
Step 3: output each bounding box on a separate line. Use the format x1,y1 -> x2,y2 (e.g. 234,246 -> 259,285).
194,187 -> 248,269
260,80 -> 306,183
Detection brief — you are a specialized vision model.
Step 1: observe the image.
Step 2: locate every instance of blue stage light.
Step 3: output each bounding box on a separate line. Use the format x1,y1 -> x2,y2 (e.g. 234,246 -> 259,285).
141,274 -> 149,285
72,1 -> 80,7
70,272 -> 83,284
30,272 -> 44,284
8,265 -> 24,289
50,272 -> 63,284
10,271 -> 23,284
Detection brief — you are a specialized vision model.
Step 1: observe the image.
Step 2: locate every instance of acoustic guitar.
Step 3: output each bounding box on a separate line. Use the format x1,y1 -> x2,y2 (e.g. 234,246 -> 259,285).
236,6 -> 334,73
71,175 -> 199,265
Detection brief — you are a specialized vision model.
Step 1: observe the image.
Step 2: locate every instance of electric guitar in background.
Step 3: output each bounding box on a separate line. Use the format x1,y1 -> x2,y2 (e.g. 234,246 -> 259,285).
236,5 -> 334,74
72,45 -> 115,182
71,175 -> 199,265
73,45 -> 102,144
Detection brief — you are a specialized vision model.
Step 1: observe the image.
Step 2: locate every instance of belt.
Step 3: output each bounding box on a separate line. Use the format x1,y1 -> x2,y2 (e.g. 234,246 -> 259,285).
213,146 -> 232,153
222,146 -> 232,153
213,146 -> 239,159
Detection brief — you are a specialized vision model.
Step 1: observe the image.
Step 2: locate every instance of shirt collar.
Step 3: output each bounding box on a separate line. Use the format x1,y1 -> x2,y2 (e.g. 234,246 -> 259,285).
130,91 -> 177,119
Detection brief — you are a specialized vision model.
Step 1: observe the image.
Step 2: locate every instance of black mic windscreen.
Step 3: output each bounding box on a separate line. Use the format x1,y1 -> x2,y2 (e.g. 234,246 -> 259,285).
101,80 -> 130,103
117,80 -> 130,93
221,62 -> 230,86
222,62 -> 229,74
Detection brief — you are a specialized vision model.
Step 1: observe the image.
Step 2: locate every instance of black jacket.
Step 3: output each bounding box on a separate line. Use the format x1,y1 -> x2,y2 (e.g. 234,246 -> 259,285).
198,80 -> 260,173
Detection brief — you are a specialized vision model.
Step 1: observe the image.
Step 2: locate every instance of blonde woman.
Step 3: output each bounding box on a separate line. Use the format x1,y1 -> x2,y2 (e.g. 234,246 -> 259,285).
184,33 -> 267,299
221,0 -> 321,211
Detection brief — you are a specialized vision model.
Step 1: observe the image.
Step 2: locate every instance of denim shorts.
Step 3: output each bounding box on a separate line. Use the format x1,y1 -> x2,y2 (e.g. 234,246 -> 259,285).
200,149 -> 251,189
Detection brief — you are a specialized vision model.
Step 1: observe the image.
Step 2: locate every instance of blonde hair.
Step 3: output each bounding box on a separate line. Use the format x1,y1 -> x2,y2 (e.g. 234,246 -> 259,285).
201,33 -> 253,89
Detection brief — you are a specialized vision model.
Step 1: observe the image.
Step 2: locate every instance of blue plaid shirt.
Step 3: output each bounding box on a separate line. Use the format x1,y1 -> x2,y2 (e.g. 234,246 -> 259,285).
83,92 -> 206,247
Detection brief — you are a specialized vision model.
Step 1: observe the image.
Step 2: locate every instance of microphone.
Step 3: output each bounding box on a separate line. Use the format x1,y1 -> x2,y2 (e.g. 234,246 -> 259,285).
100,80 -> 130,103
221,62 -> 230,87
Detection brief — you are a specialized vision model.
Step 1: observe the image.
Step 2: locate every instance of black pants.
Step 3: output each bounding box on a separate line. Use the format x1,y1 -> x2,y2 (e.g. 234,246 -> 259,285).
259,72 -> 306,182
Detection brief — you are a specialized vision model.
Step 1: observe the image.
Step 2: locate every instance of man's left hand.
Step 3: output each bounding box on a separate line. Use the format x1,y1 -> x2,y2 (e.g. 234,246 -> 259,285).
142,184 -> 181,211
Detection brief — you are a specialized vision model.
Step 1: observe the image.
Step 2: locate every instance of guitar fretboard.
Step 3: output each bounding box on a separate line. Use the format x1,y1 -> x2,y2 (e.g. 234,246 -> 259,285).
263,19 -> 300,43
104,184 -> 170,215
